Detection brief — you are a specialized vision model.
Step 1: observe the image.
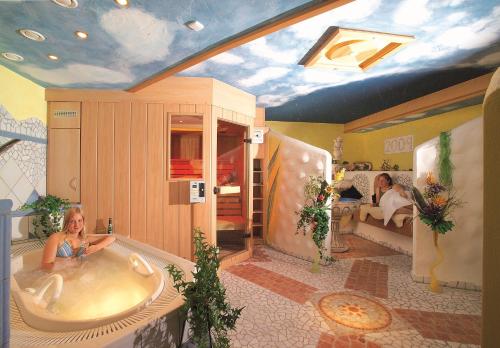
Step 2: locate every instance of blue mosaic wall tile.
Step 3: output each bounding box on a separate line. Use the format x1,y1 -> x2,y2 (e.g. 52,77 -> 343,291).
0,105 -> 46,211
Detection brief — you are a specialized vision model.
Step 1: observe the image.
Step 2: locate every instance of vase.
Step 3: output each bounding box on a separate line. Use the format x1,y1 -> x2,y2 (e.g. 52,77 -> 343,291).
429,231 -> 444,293
311,251 -> 321,273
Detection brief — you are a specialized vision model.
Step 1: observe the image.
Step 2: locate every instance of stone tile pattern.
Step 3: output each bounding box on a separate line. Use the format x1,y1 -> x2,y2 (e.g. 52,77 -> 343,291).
317,333 -> 381,348
335,234 -> 401,259
248,246 -> 272,262
345,260 -> 388,298
0,106 -> 46,208
227,263 -> 318,304
220,237 -> 482,348
394,308 -> 481,345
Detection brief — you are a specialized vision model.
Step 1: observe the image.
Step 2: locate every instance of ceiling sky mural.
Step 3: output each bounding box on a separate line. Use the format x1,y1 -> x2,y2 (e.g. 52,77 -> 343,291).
1,0 -> 499,123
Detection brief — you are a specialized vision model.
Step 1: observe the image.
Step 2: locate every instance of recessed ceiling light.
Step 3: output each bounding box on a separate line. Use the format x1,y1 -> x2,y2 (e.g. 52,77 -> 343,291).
17,29 -> 46,42
47,54 -> 59,61
74,31 -> 88,39
299,27 -> 414,72
114,0 -> 129,7
51,0 -> 78,8
185,20 -> 204,31
2,52 -> 24,62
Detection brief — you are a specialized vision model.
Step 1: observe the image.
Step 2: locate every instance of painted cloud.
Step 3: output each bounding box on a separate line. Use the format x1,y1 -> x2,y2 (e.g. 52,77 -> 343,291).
100,8 -> 176,66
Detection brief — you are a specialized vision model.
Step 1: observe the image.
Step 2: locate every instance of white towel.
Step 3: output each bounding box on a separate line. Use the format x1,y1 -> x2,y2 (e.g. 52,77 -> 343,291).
379,189 -> 412,226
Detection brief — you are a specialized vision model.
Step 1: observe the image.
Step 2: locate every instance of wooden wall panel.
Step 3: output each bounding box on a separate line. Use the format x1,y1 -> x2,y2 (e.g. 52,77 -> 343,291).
212,79 -> 256,118
81,101 -> 98,233
130,103 -> 147,243
178,181 -> 192,259
146,104 -> 164,249
47,128 -> 80,203
179,104 -> 196,113
164,104 -> 180,254
48,101 -> 81,129
191,104 -> 211,244
164,182 -> 180,254
114,102 -> 131,236
97,103 -> 114,233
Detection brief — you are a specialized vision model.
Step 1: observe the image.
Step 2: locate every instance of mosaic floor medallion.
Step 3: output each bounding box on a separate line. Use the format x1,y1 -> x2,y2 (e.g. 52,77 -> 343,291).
319,292 -> 392,330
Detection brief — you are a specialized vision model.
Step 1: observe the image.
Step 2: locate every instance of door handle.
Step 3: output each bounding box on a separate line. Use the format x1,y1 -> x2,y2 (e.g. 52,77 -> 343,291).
69,177 -> 77,191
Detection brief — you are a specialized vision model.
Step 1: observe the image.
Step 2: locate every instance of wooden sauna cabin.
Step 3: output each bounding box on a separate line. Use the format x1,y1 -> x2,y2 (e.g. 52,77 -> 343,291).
45,76 -> 266,263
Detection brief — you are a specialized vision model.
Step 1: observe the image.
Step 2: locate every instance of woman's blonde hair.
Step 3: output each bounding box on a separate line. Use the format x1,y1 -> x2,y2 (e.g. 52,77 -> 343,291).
62,207 -> 86,239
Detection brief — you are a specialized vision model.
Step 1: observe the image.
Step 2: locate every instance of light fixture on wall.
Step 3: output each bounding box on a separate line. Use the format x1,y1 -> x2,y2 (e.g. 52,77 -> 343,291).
17,29 -> 46,42
1,52 -> 24,62
74,31 -> 88,40
299,27 -> 414,72
184,20 -> 204,31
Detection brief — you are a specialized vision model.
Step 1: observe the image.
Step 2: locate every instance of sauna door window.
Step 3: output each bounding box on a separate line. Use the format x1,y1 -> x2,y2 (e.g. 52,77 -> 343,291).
169,114 -> 203,180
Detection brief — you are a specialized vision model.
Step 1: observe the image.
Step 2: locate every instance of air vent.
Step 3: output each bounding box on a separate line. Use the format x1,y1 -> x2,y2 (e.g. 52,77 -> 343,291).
53,110 -> 79,118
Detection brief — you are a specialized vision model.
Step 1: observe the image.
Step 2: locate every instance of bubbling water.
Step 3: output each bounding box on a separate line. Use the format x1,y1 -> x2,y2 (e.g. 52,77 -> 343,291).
13,249 -> 162,321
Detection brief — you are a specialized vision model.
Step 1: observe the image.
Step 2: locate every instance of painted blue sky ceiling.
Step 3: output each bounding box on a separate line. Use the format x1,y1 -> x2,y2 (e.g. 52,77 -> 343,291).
1,0 -> 499,123
0,0 -> 310,87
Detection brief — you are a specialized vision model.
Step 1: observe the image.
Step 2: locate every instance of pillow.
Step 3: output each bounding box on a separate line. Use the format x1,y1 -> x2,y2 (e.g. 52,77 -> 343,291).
340,186 -> 363,200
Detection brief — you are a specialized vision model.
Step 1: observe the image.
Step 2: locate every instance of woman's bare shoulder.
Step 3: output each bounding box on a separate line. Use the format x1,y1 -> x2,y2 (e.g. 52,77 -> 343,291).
47,232 -> 64,244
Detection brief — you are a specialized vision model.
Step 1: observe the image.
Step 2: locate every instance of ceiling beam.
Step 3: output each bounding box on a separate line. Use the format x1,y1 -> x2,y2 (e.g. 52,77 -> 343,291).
344,72 -> 494,133
128,0 -> 353,93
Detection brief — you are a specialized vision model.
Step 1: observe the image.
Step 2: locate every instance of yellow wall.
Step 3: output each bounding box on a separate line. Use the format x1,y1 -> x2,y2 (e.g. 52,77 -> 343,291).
266,104 -> 482,171
265,121 -> 344,154
0,65 -> 46,123
344,104 -> 482,170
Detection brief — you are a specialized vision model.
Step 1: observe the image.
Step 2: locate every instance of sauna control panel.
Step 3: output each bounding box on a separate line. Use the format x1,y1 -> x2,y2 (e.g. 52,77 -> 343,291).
189,180 -> 205,203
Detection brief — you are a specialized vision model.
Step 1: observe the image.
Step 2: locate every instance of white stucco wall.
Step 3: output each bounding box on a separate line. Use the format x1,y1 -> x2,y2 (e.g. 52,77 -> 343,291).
412,117 -> 483,288
266,130 -> 332,262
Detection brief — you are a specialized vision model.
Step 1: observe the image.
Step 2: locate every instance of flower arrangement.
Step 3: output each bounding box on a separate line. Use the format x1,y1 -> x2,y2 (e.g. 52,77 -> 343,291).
296,169 -> 345,260
411,172 -> 462,234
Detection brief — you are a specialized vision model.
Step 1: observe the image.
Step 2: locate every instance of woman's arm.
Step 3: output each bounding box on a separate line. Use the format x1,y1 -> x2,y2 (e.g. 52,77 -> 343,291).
85,234 -> 116,255
41,233 -> 60,270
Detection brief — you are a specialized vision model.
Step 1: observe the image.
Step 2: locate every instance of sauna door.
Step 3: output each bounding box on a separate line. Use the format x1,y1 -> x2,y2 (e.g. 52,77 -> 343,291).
215,120 -> 251,259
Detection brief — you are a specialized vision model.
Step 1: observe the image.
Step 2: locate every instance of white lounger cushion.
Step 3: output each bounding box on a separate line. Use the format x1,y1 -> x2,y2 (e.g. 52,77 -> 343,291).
359,204 -> 412,228
379,189 -> 412,226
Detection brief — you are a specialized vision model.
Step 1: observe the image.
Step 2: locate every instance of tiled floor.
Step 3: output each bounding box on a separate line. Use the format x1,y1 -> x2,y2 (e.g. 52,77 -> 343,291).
221,234 -> 481,348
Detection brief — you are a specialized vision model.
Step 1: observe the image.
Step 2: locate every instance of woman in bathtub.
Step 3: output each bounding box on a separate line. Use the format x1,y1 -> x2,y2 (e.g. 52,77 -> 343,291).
41,207 -> 115,270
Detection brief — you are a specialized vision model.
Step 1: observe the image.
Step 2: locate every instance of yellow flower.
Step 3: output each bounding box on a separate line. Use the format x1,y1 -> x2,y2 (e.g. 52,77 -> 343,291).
432,196 -> 446,206
426,172 -> 435,185
326,186 -> 334,194
335,168 -> 346,182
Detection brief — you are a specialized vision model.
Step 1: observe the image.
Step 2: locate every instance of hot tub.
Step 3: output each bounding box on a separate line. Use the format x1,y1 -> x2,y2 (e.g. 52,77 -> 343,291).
10,235 -> 194,347
12,247 -> 164,332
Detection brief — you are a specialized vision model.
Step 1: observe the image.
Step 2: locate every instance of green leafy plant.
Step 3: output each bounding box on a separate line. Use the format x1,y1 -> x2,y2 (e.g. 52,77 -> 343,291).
296,171 -> 344,260
20,195 -> 70,239
166,229 -> 243,348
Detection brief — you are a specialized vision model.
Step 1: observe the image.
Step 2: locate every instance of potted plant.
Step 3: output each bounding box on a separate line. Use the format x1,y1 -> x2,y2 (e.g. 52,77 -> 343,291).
296,169 -> 345,270
166,228 -> 243,348
20,195 -> 70,239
